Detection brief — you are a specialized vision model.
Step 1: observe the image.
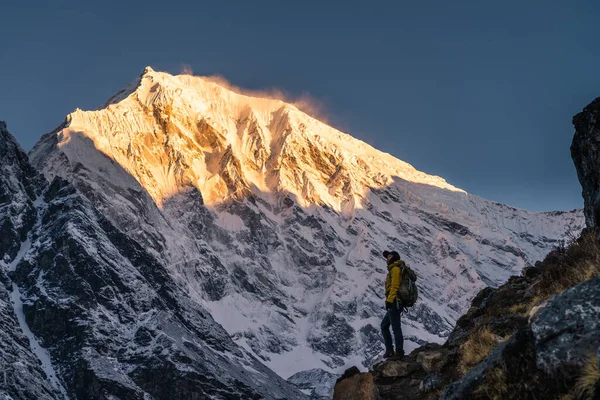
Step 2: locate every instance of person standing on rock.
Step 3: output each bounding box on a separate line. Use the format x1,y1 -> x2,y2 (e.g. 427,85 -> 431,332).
381,250 -> 405,360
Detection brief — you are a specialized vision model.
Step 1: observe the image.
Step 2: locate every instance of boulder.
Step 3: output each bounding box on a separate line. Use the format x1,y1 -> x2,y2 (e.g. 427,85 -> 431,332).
416,351 -> 444,373
333,369 -> 379,400
419,373 -> 442,393
531,276 -> 600,374
379,360 -> 422,378
522,265 -> 541,278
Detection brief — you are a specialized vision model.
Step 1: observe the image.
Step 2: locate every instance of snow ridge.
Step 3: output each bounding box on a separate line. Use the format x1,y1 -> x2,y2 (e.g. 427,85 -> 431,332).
6,196 -> 69,398
10,284 -> 68,399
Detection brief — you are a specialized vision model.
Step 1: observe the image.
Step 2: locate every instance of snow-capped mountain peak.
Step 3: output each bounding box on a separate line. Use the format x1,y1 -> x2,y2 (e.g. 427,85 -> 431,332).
34,66 -> 462,212
29,67 -> 583,397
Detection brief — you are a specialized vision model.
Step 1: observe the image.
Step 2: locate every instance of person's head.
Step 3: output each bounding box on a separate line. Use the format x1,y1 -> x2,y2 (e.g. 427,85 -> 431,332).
382,250 -> 400,264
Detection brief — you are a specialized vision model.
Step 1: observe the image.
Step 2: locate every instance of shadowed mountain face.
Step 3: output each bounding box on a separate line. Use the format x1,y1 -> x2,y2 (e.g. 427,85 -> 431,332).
0,121 -> 63,399
28,68 -> 583,393
0,122 -> 309,399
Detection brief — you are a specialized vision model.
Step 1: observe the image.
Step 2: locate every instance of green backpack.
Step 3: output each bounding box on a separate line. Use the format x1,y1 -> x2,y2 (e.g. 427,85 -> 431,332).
397,262 -> 418,307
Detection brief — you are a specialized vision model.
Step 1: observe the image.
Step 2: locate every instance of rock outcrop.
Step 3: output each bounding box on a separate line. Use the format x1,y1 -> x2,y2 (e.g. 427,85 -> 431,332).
572,96 -> 600,230
532,276 -> 600,376
373,344 -> 447,400
333,367 -> 380,400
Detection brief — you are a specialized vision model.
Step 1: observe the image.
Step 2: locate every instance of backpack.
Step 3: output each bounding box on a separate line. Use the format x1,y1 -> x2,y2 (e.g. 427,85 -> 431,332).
397,262 -> 418,307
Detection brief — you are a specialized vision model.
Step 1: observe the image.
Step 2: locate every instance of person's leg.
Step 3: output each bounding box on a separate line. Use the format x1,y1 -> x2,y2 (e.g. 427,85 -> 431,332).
380,311 -> 393,352
389,305 -> 404,355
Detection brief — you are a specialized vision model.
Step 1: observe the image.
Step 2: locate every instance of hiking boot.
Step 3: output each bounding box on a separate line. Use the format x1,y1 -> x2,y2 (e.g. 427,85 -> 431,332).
390,351 -> 405,361
383,349 -> 395,359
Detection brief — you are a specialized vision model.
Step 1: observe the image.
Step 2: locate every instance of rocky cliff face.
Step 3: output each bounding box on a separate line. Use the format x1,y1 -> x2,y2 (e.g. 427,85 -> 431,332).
0,122 -> 309,399
0,121 -> 64,400
572,96 -> 600,231
28,68 -> 583,395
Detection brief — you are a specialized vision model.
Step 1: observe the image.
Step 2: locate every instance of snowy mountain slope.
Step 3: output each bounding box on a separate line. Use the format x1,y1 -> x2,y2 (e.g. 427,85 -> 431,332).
1,121 -> 309,399
0,121 -> 64,400
29,68 -> 584,391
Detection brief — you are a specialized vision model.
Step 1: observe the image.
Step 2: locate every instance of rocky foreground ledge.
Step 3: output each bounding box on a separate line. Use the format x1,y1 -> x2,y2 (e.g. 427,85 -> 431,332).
334,242 -> 600,400
334,342 -> 448,400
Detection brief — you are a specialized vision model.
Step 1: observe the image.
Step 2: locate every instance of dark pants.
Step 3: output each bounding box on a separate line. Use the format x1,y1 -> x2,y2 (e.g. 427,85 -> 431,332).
381,302 -> 403,353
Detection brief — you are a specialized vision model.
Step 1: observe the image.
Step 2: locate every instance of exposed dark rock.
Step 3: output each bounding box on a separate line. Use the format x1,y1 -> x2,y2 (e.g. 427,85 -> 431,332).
488,314 -> 528,337
308,313 -> 356,356
408,303 -> 452,336
337,366 -> 361,383
531,276 -> 600,375
416,348 -> 444,373
420,373 -> 442,393
522,265 -> 541,278
572,96 -> 600,230
360,324 -> 385,367
0,122 -> 42,261
0,272 -> 65,400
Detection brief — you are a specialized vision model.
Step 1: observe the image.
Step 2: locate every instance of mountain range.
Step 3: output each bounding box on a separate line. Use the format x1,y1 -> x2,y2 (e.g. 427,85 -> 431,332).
1,67 -> 583,399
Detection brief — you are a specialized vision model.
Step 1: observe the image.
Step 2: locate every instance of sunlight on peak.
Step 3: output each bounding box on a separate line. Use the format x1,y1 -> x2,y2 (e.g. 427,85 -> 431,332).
54,66 -> 467,215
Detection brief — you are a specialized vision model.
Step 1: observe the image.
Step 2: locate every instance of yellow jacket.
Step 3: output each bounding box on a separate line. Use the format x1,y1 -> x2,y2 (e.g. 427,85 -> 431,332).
385,260 -> 404,303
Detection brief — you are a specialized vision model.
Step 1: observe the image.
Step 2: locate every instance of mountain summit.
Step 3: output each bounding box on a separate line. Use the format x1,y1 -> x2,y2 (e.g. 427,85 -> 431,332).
28,67 -> 583,397
33,66 -> 461,210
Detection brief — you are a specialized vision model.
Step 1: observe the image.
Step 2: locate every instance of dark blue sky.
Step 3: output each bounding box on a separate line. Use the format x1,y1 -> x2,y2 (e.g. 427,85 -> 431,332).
1,1 -> 599,211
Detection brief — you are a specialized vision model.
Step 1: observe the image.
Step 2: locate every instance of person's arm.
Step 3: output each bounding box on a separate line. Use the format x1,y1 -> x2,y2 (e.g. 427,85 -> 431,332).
386,266 -> 402,303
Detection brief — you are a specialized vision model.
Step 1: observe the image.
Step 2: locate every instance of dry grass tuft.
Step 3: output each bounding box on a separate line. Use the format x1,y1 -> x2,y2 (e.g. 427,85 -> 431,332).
525,294 -> 549,317
573,353 -> 600,400
505,232 -> 600,319
459,327 -> 502,375
473,366 -> 508,400
536,232 -> 600,299
558,395 -> 575,400
507,301 -> 528,315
